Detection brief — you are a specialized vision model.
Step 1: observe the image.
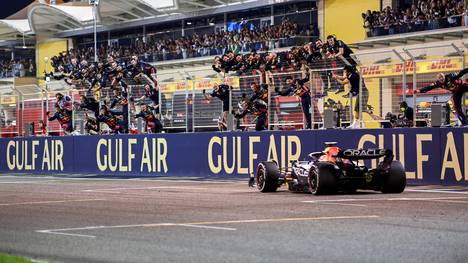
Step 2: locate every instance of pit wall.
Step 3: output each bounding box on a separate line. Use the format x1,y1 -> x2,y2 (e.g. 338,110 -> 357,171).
0,128 -> 467,186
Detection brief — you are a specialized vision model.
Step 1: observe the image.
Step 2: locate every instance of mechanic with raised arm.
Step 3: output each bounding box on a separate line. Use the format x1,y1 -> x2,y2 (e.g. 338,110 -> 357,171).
232,94 -> 268,131
136,84 -> 160,113
135,104 -> 163,133
203,84 -> 231,131
110,88 -> 129,133
249,83 -> 269,103
275,72 -> 312,129
418,68 -> 468,126
47,106 -> 73,134
97,105 -> 125,134
332,65 -> 369,129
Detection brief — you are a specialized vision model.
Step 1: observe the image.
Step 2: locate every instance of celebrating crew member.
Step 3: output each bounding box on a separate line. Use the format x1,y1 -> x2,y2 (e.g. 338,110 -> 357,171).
55,92 -> 73,116
96,105 -> 125,134
47,106 -> 73,134
418,68 -> 468,126
79,95 -> 100,117
232,94 -> 268,131
275,73 -> 312,129
84,113 -> 99,135
332,65 -> 370,129
109,88 -> 129,133
203,84 -> 231,131
135,104 -> 163,133
249,83 -> 269,103
136,84 -> 160,113
326,35 -> 356,66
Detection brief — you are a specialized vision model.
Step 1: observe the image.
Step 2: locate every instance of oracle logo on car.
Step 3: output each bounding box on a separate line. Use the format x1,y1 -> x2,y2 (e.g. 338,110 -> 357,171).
342,149 -> 386,156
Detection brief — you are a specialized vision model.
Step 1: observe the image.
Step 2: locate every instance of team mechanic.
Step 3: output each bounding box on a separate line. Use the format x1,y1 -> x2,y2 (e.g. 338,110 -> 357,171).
418,67 -> 468,126
275,72 -> 312,129
332,65 -> 370,129
232,83 -> 269,131
203,84 -> 232,131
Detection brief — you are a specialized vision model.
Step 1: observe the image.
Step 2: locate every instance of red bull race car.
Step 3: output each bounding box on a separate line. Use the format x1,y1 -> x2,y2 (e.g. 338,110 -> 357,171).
250,142 -> 406,195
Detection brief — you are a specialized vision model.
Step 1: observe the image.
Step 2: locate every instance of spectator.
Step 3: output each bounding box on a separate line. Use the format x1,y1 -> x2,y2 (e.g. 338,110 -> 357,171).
363,0 -> 465,37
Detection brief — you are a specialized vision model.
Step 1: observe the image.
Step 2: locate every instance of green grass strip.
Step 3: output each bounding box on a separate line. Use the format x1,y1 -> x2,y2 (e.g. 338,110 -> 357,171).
0,253 -> 51,263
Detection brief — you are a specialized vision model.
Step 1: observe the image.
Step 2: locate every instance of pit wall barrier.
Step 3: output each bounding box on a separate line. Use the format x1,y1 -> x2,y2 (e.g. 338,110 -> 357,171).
0,128 -> 467,186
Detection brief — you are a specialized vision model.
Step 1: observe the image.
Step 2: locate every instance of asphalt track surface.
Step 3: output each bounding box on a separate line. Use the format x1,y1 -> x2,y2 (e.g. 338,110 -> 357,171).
0,175 -> 468,263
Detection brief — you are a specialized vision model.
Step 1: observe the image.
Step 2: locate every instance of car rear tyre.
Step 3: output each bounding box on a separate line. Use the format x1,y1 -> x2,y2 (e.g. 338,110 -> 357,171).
256,161 -> 280,193
382,161 -> 406,194
309,167 -> 337,195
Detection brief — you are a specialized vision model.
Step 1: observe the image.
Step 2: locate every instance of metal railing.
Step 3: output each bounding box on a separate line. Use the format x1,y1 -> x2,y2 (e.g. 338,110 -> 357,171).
2,44 -> 468,137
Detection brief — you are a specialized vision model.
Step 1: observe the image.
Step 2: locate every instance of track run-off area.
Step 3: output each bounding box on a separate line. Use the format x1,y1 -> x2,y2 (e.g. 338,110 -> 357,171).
0,175 -> 467,263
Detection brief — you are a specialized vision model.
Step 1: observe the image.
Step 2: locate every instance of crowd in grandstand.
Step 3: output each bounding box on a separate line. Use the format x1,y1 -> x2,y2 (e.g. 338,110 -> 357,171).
0,58 -> 35,78
71,18 -> 308,63
363,0 -> 466,37
147,17 -> 303,59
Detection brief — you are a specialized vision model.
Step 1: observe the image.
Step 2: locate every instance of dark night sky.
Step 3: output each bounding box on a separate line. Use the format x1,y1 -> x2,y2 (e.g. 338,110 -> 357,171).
0,0 -> 35,19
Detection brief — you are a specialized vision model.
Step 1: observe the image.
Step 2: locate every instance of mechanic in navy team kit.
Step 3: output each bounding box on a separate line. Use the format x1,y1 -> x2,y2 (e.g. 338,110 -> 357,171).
275,73 -> 312,129
326,35 -> 356,66
97,105 -> 125,134
136,84 -> 160,112
332,65 -> 370,128
203,84 -> 231,131
47,105 -> 73,134
135,104 -> 163,133
231,82 -> 269,131
233,94 -> 268,131
418,68 -> 468,126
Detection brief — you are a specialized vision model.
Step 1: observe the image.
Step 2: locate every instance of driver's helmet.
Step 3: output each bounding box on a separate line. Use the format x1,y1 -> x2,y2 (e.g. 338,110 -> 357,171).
319,142 -> 340,163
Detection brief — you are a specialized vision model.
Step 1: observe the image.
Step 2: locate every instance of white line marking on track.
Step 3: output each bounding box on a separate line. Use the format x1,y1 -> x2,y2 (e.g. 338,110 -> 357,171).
0,180 -> 63,184
36,230 -> 97,238
302,196 -> 468,204
406,189 -> 468,195
316,202 -> 367,207
177,224 -> 237,231
433,200 -> 468,204
81,186 -> 210,193
36,215 -> 378,238
0,198 -> 106,206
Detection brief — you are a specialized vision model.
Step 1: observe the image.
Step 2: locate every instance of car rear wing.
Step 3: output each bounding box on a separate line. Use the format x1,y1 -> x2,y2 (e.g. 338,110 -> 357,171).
337,149 -> 393,160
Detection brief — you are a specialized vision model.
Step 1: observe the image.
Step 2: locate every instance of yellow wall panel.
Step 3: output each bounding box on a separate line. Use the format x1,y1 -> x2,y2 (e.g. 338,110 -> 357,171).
324,0 -> 380,44
36,39 -> 68,79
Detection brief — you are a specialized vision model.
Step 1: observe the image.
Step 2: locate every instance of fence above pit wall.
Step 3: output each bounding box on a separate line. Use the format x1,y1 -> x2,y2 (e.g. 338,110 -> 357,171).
353,43 -> 467,129
2,43 -> 468,138
0,128 -> 467,186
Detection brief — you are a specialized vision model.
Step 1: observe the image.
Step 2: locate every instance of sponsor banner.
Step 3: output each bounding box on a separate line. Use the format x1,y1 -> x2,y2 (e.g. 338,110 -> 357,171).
0,137 -> 75,173
0,96 -> 17,105
159,82 -> 188,93
361,58 -> 463,78
190,77 -> 240,90
0,128 -> 467,185
160,77 -> 240,93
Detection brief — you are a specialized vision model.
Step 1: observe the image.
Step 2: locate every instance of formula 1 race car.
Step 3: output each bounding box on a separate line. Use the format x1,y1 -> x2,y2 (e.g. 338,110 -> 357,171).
251,142 -> 406,195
